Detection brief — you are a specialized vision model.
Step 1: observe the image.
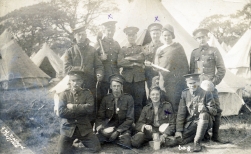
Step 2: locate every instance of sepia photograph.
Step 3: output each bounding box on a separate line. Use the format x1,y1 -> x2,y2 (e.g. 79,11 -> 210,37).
0,0 -> 251,153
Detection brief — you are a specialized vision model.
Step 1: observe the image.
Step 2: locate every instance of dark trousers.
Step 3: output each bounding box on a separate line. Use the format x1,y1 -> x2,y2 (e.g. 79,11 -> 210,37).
58,127 -> 101,154
165,113 -> 212,147
123,81 -> 146,122
211,88 -> 223,139
97,130 -> 131,148
131,126 -> 159,148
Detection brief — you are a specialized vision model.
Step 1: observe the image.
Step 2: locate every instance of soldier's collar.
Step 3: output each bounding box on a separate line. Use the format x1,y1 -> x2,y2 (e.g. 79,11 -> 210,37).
111,93 -> 123,100
70,88 -> 82,95
189,87 -> 201,95
150,40 -> 161,47
199,43 -> 209,51
103,37 -> 114,42
125,43 -> 136,48
149,101 -> 163,108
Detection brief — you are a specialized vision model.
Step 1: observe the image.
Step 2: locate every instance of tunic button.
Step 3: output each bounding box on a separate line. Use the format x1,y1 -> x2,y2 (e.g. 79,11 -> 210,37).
110,48 -> 111,49
111,54 -> 112,55
194,114 -> 196,116
75,120 -> 77,122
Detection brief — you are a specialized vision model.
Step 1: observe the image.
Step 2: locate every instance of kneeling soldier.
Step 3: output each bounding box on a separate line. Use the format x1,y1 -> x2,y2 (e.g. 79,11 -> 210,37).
57,70 -> 101,154
96,74 -> 134,148
166,74 -> 217,152
131,86 -> 176,148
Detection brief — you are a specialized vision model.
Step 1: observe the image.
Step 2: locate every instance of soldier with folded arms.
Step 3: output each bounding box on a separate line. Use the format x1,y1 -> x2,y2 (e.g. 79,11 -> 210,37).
57,70 -> 101,154
117,26 -> 146,121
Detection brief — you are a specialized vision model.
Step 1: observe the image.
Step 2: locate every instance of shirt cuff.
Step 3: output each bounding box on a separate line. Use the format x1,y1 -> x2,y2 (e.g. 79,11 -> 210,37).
141,124 -> 146,132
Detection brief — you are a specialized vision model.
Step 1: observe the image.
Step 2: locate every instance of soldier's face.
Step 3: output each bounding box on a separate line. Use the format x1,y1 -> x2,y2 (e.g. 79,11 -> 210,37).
162,30 -> 173,44
196,35 -> 209,46
150,89 -> 161,103
104,28 -> 115,39
74,31 -> 87,43
110,81 -> 123,96
150,30 -> 161,42
127,34 -> 137,44
187,81 -> 199,92
69,75 -> 83,90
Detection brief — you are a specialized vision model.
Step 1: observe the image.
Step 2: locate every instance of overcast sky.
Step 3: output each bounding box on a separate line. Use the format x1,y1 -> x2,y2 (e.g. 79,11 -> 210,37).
0,0 -> 249,34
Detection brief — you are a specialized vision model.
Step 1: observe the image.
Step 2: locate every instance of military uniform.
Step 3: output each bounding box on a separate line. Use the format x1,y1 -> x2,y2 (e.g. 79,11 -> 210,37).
143,40 -> 163,89
117,26 -> 147,121
131,101 -> 176,147
57,88 -> 101,153
190,44 -> 226,86
118,43 -> 146,121
97,37 -> 121,98
190,28 -> 227,143
63,38 -> 104,121
166,86 -> 217,148
96,93 -> 134,147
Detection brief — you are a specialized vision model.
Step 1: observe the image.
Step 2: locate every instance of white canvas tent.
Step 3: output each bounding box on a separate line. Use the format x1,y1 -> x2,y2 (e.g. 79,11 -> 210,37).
208,34 -> 248,116
0,38 -> 50,90
208,34 -> 227,57
0,29 -> 14,47
221,42 -> 230,52
224,29 -> 251,80
31,43 -> 63,78
114,0 -> 199,61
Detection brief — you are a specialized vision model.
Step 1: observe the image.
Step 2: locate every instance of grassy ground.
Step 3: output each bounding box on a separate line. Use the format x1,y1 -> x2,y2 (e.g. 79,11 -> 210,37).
0,83 -> 251,154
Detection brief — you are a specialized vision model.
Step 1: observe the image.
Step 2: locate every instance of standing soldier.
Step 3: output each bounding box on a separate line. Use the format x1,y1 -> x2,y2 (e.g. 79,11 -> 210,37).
143,23 -> 163,89
96,74 -> 134,148
118,26 -> 146,121
63,26 -> 104,125
96,21 -> 121,104
57,70 -> 101,153
190,28 -> 228,143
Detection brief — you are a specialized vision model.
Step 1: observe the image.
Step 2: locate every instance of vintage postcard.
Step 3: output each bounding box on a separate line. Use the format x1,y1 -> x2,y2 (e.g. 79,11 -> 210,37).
0,0 -> 251,153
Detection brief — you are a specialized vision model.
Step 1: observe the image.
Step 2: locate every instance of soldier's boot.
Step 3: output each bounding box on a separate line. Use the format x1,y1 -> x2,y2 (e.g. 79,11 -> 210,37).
211,113 -> 230,144
202,132 -> 210,142
193,119 -> 208,152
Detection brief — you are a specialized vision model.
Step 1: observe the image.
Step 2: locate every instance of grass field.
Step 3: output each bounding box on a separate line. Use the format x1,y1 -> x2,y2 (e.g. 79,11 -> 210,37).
1,83 -> 251,154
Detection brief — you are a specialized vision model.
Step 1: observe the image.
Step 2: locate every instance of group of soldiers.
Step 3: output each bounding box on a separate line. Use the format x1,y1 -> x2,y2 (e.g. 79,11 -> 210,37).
57,20 -> 228,153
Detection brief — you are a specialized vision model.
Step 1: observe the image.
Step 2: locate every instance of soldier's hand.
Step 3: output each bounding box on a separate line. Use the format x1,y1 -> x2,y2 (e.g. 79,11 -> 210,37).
144,125 -> 152,132
100,54 -> 107,61
144,60 -> 152,66
96,125 -> 103,132
109,131 -> 119,141
67,103 -> 74,110
74,66 -> 84,71
175,132 -> 183,139
97,74 -> 103,81
198,104 -> 208,113
160,134 -> 167,143
133,62 -> 143,67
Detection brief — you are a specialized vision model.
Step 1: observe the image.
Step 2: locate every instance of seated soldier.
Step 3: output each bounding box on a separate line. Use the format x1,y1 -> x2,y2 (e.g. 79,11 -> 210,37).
131,86 -> 176,148
57,69 -> 101,154
165,73 -> 217,152
95,74 -> 134,148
